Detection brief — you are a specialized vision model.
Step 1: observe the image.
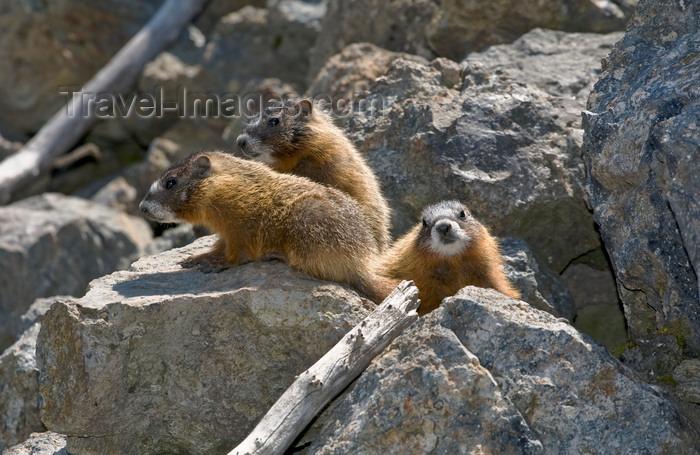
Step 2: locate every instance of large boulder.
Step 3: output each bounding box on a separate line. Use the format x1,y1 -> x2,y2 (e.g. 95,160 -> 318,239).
299,287 -> 700,454
336,28 -> 623,274
582,0 -> 700,378
36,236 -> 376,455
0,193 -> 152,351
308,0 -> 632,78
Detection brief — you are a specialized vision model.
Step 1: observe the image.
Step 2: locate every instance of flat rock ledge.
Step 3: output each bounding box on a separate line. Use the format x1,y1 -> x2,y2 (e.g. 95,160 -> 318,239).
36,236 -> 375,455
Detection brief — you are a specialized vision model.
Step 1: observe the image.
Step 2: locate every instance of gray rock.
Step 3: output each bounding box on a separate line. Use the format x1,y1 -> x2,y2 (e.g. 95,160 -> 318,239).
674,360 -> 700,405
140,1 -> 324,104
465,28 -> 624,100
582,0 -> 700,374
304,313 -> 544,455
204,2 -> 323,94
306,42 -> 428,100
0,193 -> 152,351
0,324 -> 44,452
0,295 -> 74,453
36,236 -> 375,455
2,432 -> 67,455
309,0 -> 631,78
17,296 -> 73,348
337,29 -> 622,272
501,237 -> 576,320
301,287 -> 700,454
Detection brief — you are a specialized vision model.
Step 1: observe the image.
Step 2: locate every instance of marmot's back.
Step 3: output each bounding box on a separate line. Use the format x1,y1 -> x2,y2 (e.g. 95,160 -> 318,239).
236,98 -> 391,251
140,151 -> 397,303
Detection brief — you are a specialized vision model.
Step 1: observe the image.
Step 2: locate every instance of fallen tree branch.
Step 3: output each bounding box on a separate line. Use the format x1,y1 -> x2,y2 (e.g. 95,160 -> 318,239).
0,0 -> 210,205
228,281 -> 420,455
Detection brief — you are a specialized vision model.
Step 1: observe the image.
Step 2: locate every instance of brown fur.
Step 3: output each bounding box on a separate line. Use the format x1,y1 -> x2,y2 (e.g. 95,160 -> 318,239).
378,201 -> 520,315
236,98 -> 391,251
139,151 -> 397,304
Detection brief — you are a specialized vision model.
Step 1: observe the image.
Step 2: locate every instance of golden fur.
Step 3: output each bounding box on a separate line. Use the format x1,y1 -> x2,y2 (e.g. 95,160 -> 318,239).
236,98 -> 391,251
140,151 -> 396,304
378,201 -> 520,315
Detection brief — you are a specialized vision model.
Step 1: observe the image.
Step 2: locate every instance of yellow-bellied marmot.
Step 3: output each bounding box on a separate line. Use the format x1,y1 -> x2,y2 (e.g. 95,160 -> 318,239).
139,151 -> 396,304
378,200 -> 520,315
235,98 -> 391,251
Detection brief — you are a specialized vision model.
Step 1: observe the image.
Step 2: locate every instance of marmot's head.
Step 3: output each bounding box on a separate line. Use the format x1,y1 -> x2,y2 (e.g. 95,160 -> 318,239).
417,200 -> 482,257
236,98 -> 315,167
139,153 -> 213,224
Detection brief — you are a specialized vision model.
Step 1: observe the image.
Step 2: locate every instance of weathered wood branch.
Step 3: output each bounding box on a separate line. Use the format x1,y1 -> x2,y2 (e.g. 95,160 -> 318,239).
0,0 -> 210,205
228,281 -> 420,455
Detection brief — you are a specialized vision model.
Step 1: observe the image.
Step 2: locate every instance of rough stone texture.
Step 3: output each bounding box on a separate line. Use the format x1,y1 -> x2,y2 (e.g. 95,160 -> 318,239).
501,237 -> 576,320
204,2 -> 323,94
0,0 -> 264,140
582,0 -> 700,376
0,324 -> 44,452
2,432 -> 67,455
36,236 -> 376,455
304,314 -> 544,455
0,296 -> 75,453
301,288 -> 700,454
140,1 -> 324,104
306,42 -> 428,100
309,0 -> 630,78
464,28 -> 624,100
675,360 -> 700,405
337,29 -> 623,273
0,0 -> 163,140
0,193 -> 152,351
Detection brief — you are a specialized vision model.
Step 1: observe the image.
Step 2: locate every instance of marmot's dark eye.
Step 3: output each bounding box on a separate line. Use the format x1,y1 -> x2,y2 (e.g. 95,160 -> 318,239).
268,117 -> 280,127
165,178 -> 177,190
422,218 -> 428,228
459,210 -> 466,219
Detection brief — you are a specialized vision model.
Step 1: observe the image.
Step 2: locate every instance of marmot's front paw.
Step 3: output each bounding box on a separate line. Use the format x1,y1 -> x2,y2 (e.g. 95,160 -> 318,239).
181,252 -> 230,273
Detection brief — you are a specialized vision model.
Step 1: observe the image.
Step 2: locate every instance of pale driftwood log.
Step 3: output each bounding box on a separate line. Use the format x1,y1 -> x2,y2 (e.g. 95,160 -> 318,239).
0,0 -> 210,205
228,281 -> 420,455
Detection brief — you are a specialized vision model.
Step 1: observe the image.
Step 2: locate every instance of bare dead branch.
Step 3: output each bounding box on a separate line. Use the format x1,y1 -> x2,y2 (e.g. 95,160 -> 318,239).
228,281 -> 420,455
0,0 -> 210,204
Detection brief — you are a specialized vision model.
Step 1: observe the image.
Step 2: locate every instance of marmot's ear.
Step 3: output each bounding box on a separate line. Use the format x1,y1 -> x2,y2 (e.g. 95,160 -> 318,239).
299,98 -> 313,116
193,155 -> 212,179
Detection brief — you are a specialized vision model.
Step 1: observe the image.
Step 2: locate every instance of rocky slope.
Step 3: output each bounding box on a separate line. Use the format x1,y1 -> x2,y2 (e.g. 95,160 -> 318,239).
24,238 -> 700,455
583,0 -> 700,380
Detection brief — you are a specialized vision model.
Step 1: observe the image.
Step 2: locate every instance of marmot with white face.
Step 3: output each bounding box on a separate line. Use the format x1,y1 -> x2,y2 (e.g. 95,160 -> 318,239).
378,200 -> 520,315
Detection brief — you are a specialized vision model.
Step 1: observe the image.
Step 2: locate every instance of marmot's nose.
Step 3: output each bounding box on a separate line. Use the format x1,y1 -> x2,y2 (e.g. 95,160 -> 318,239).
435,222 -> 451,236
236,134 -> 247,150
